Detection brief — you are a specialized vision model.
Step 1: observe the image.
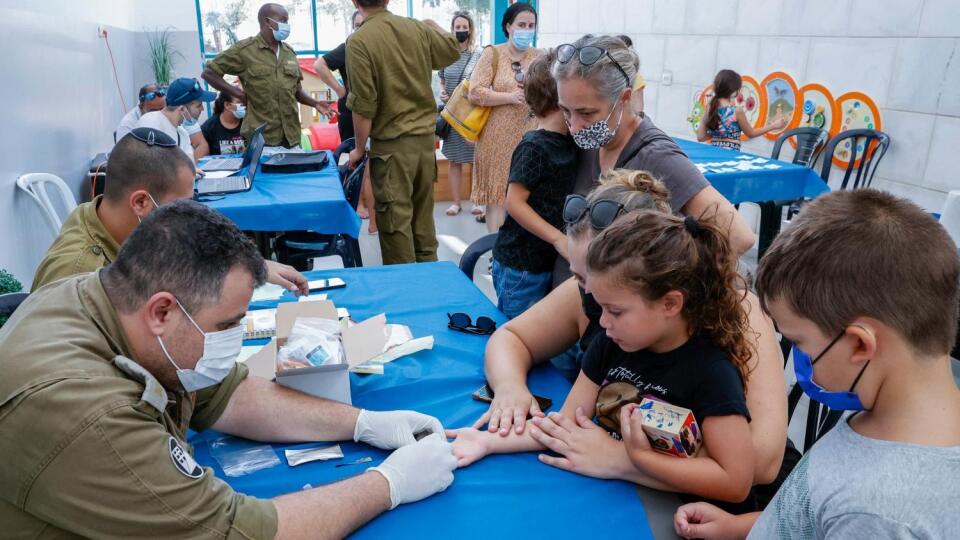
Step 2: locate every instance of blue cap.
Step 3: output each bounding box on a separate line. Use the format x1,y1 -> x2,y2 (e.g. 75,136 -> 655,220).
165,77 -> 217,106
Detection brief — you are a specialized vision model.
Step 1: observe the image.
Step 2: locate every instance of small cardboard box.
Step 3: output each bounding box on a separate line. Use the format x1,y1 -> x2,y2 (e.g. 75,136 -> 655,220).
637,398 -> 702,458
244,301 -> 388,405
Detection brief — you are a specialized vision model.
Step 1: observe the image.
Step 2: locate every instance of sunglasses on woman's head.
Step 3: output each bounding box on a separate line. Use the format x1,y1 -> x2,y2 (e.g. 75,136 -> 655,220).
556,44 -> 631,86
447,312 -> 497,335
562,194 -> 626,231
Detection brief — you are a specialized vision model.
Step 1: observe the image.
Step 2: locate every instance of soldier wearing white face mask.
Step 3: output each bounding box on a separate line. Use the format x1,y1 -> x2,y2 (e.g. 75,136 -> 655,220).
1,201 -> 458,539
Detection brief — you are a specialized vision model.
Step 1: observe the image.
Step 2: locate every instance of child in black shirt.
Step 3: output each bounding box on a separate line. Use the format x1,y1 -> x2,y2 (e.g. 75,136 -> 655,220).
492,50 -> 577,319
450,209 -> 755,504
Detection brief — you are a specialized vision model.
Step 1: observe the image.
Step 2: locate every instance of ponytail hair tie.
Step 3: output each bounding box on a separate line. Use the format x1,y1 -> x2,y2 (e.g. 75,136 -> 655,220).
684,215 -> 703,237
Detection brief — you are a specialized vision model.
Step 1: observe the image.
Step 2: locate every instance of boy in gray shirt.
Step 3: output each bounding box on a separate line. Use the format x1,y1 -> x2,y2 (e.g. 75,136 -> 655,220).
673,189 -> 960,539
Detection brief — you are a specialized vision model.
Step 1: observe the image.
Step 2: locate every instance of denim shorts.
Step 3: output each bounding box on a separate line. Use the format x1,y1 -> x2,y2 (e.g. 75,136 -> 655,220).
492,259 -> 553,320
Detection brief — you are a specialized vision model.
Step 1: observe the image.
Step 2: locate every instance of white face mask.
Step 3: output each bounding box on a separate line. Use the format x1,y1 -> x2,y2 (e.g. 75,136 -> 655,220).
157,298 -> 242,392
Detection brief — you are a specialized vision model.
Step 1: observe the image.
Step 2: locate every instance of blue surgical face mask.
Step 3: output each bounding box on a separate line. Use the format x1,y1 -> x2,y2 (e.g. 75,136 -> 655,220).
180,107 -> 198,128
792,331 -> 870,411
233,104 -> 246,119
269,18 -> 290,42
511,28 -> 535,50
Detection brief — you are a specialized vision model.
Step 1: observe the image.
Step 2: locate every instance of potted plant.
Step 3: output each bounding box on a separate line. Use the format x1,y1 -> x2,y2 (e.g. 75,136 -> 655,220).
0,269 -> 24,329
146,26 -> 184,86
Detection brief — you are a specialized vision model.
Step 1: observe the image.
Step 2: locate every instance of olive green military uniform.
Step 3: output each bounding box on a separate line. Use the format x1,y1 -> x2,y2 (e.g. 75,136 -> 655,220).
346,10 -> 460,264
31,195 -> 120,292
0,273 -> 278,539
207,34 -> 304,148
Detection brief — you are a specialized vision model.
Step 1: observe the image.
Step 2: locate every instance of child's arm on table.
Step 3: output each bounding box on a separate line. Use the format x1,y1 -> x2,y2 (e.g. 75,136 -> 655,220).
447,371 -> 601,466
621,404 -> 754,502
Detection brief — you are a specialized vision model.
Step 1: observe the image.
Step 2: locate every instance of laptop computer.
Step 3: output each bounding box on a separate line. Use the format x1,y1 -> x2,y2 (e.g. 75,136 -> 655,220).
195,126 -> 266,195
199,123 -> 267,172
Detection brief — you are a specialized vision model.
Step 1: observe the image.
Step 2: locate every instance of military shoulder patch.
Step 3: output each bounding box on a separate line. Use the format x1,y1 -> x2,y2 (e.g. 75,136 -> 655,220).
169,437 -> 204,479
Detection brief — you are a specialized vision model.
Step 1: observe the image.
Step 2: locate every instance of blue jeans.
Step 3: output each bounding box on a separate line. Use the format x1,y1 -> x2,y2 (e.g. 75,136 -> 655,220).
492,259 -> 553,320
550,342 -> 584,382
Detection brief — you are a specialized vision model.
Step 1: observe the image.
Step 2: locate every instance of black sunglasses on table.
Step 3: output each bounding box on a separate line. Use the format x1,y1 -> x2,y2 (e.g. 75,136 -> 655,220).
447,312 -> 497,336
556,44 -> 631,87
562,194 -> 626,231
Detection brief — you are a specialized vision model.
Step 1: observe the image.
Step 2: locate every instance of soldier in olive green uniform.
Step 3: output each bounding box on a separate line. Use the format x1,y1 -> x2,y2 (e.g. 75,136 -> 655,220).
203,3 -> 332,148
31,128 -> 308,295
2,201 -> 457,538
346,1 -> 460,264
31,128 -> 195,292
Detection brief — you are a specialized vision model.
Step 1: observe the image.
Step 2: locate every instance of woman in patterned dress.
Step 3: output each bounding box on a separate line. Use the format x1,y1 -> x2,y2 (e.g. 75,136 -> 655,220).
439,11 -> 480,217
468,2 -> 541,231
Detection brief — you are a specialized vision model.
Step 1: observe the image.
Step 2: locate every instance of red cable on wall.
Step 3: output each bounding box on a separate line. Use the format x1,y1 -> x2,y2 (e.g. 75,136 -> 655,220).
100,28 -> 128,114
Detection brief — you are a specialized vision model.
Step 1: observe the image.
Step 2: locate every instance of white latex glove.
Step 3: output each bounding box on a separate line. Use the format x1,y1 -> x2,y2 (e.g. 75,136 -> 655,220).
354,409 -> 445,450
369,433 -> 457,509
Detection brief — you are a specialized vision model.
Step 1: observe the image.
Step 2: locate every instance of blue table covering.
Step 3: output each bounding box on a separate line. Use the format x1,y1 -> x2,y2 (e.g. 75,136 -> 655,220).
674,138 -> 829,204
201,152 -> 361,237
190,262 -> 654,540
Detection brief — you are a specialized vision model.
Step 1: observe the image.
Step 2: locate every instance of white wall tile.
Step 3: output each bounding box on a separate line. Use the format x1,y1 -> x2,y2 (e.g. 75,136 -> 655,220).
625,0 -> 655,34
806,38 -> 896,103
848,0 -> 922,37
922,116 -> 960,193
871,178 -> 946,212
684,0 -> 737,35
538,0 -> 560,34
652,0 -> 686,34
779,0 -> 851,37
919,0 -> 960,37
556,0 -> 579,34
537,33 -> 565,48
755,38 -> 808,81
596,0 -> 627,34
632,34 -> 666,80
876,109 -> 935,184
657,83 -> 696,134
937,40 -> 960,117
575,0 -> 602,34
664,35 -> 717,84
735,0 -> 783,36
716,37 -> 760,77
888,38 -> 955,115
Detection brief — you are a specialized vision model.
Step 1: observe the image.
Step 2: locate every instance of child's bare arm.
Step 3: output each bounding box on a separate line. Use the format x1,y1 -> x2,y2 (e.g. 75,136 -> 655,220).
697,113 -> 710,142
504,182 -> 567,257
622,408 -> 754,502
737,107 -> 785,139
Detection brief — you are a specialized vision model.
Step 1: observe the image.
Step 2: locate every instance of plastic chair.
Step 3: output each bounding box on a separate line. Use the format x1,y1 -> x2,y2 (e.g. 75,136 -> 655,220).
820,129 -> 890,190
275,139 -> 364,270
771,127 -> 829,168
16,173 -> 78,237
459,233 -> 498,278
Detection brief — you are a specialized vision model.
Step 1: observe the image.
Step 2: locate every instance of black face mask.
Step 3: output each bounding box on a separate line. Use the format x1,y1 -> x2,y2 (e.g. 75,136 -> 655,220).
455,30 -> 470,43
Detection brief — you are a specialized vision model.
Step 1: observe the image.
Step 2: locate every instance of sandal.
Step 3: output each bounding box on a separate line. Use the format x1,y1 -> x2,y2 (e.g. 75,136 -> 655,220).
445,204 -> 462,216
476,213 -> 486,223
471,205 -> 484,216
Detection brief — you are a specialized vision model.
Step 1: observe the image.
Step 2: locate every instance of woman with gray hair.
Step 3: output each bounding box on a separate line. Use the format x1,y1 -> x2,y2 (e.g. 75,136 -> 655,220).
552,35 -> 754,256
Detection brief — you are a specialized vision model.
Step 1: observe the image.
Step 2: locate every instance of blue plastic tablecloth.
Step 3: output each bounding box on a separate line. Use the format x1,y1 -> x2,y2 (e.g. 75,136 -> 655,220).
674,138 -> 829,204
201,152 -> 361,237
190,262 -> 654,540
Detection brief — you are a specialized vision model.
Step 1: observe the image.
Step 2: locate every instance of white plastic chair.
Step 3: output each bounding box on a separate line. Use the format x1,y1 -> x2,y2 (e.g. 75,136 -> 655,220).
16,173 -> 78,237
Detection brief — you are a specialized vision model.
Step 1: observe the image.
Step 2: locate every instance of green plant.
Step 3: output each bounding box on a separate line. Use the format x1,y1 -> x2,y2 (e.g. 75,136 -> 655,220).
0,269 -> 23,329
146,27 -> 185,86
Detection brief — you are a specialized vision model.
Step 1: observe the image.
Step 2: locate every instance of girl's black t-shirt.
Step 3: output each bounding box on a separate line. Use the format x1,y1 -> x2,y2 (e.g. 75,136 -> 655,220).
582,332 -> 750,437
200,114 -> 245,156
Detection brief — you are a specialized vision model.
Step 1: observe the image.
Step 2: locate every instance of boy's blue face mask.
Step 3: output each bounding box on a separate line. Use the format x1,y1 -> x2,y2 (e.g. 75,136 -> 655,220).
792,330 -> 870,411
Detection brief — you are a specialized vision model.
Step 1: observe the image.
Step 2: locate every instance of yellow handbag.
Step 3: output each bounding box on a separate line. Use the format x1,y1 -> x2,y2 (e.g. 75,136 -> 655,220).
440,46 -> 499,143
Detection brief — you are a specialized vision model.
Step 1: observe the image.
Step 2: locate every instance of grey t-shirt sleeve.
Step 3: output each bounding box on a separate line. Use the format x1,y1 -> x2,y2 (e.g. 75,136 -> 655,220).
633,147 -> 709,213
823,513 -> 921,539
